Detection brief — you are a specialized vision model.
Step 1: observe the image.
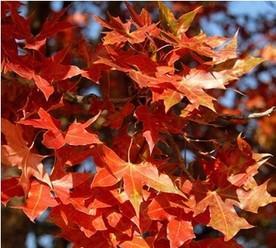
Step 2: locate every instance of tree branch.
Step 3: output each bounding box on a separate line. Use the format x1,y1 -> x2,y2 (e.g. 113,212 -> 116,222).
221,106 -> 275,120
184,136 -> 219,144
166,133 -> 195,182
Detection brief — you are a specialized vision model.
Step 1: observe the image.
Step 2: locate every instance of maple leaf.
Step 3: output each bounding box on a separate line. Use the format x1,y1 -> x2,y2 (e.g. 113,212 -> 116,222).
172,57 -> 264,113
227,151 -> 271,188
87,188 -> 128,210
1,118 -> 50,193
181,68 -> 232,90
128,66 -> 225,112
163,83 -> 216,112
64,112 -> 102,146
19,108 -> 101,148
18,108 -> 65,149
33,74 -> 55,100
3,55 -> 82,100
128,70 -> 170,88
105,210 -> 134,242
106,211 -> 128,230
167,218 -> 195,248
152,89 -> 182,114
51,172 -> 93,215
26,8 -> 73,50
212,31 -> 238,64
95,15 -> 159,45
3,36 -> 83,99
228,56 -> 264,77
146,194 -> 192,222
158,2 -> 201,37
192,137 -> 275,240
50,204 -> 106,238
2,52 -> 52,100
36,60 -> 82,100
125,2 -> 153,27
91,145 -> 185,216
202,136 -> 271,189
50,146 -> 95,179
93,47 -> 160,78
51,173 -> 87,198
135,104 -> 184,153
194,190 -> 252,241
176,7 -> 202,35
20,180 -> 58,221
145,193 -> 195,247
237,180 -> 276,213
8,5 -> 33,40
173,31 -> 238,64
3,4 -> 72,50
1,177 -> 24,206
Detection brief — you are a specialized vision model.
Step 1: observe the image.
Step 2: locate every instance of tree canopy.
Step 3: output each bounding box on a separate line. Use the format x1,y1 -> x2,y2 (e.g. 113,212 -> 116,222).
2,2 -> 276,248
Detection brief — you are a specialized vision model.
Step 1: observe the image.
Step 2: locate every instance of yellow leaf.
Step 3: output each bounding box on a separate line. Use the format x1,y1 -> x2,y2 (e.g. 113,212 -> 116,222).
158,2 -> 178,35
177,7 -> 202,36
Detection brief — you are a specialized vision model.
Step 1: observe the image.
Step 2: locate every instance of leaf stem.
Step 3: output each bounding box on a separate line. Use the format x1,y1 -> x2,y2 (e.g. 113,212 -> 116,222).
128,137 -> 134,163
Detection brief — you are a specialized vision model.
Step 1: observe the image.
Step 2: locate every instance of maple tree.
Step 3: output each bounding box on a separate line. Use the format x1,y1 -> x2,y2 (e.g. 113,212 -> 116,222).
1,2 -> 276,248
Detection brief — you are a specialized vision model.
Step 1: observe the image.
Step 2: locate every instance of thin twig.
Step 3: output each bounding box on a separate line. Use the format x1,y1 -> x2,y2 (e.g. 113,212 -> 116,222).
265,161 -> 276,169
183,135 -> 217,160
221,106 -> 276,120
109,94 -> 136,103
166,133 -> 195,182
184,136 -> 219,144
64,92 -> 137,104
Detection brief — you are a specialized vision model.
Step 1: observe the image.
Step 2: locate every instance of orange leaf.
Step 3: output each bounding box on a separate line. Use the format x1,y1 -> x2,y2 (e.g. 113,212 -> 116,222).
64,112 -> 102,146
167,218 -> 195,248
237,180 -> 276,213
21,180 -> 58,221
91,145 -> 185,216
18,108 -> 65,149
194,191 -> 252,241
1,118 -> 50,193
1,177 -> 24,206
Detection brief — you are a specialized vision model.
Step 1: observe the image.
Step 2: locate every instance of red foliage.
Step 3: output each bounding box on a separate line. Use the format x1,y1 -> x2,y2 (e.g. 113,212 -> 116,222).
1,2 -> 275,247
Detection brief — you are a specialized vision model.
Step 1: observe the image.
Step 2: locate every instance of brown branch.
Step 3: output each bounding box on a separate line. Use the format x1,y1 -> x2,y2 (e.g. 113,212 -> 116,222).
265,161 -> 276,169
183,136 -> 217,160
109,95 -> 136,103
221,106 -> 276,120
166,133 -> 195,182
184,136 -> 219,144
64,92 -> 137,104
